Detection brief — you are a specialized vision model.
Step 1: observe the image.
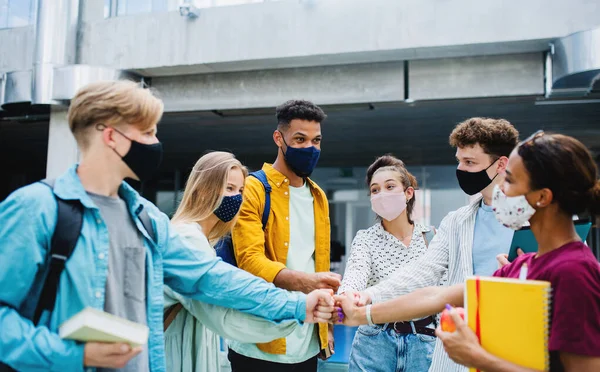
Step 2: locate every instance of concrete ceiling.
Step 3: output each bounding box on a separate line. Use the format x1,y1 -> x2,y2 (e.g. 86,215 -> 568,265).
156,97 -> 600,171
2,97 -> 600,178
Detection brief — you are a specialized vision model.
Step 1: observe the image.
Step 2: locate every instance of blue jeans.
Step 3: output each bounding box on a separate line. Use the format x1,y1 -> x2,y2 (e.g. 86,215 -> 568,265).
348,323 -> 436,372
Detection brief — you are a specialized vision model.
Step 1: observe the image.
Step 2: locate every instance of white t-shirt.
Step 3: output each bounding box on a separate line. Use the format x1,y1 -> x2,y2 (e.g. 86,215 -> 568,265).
284,182 -> 320,361
229,182 -> 320,363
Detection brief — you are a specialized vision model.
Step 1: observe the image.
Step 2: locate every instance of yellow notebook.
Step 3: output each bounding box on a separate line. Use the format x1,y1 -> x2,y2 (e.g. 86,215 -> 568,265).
465,276 -> 551,372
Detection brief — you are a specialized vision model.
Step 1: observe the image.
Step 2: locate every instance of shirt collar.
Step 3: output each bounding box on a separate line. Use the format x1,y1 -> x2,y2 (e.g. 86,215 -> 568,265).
375,221 -> 429,237
53,164 -> 143,214
261,163 -> 319,190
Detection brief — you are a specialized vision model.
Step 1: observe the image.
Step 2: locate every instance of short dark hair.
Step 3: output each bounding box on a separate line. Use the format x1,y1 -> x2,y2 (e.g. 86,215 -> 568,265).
518,132 -> 600,216
366,154 -> 419,224
276,100 -> 327,129
449,118 -> 519,159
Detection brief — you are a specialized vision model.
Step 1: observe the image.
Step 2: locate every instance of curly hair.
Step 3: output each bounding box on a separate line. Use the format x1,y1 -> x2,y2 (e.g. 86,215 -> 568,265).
276,100 -> 327,129
449,117 -> 519,159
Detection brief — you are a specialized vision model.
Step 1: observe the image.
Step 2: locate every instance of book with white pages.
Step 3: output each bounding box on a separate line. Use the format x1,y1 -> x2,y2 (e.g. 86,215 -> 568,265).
59,307 -> 149,347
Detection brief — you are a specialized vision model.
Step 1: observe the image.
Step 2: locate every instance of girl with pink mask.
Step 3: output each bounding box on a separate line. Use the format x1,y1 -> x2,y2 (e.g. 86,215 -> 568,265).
338,155 -> 440,372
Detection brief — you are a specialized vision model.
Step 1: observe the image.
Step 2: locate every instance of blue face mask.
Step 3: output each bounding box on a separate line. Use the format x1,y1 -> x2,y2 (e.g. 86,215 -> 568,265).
214,194 -> 243,222
279,131 -> 321,178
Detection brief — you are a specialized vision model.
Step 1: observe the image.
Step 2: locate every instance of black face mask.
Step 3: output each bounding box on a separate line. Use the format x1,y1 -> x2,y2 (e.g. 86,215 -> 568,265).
102,126 -> 163,182
456,159 -> 498,195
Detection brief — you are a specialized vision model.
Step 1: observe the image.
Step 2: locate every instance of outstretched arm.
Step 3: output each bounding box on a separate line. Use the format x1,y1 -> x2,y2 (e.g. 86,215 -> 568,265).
336,284 -> 464,326
165,286 -> 298,343
363,213 -> 454,303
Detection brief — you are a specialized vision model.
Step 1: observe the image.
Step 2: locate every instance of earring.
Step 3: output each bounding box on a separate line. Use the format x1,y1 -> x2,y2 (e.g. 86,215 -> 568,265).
536,202 -> 541,207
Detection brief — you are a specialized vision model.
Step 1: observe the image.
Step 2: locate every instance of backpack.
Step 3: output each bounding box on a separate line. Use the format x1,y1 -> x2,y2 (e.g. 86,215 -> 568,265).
1,179 -> 156,371
214,170 -> 271,267
13,179 -> 155,325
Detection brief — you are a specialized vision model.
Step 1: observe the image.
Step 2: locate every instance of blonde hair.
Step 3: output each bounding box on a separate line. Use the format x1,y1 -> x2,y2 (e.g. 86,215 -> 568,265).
67,80 -> 164,147
172,151 -> 248,244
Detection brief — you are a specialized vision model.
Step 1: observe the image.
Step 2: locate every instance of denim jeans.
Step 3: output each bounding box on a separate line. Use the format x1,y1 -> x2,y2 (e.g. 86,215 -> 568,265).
348,323 -> 436,372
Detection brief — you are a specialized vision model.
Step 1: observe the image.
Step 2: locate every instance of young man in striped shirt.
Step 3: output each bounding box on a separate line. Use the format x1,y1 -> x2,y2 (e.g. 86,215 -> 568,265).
360,118 -> 520,372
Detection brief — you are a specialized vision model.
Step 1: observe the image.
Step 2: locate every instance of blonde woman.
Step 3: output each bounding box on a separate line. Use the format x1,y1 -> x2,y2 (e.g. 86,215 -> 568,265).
164,151 -> 300,372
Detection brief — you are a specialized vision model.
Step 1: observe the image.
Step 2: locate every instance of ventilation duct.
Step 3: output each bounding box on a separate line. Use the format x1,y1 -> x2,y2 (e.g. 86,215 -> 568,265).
1,0 -> 140,111
549,26 -> 600,98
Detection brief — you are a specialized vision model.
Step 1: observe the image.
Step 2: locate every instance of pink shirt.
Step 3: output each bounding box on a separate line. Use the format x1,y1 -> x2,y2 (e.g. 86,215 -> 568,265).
494,241 -> 600,371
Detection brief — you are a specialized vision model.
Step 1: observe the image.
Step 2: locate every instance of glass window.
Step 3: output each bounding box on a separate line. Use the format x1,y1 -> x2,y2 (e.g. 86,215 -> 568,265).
110,0 -> 169,16
0,0 -> 37,29
192,0 -> 266,9
104,0 -> 278,17
104,0 -> 111,18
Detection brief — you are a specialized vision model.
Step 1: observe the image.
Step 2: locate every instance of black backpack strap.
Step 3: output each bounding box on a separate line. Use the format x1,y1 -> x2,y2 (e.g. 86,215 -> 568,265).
34,180 -> 84,325
249,170 -> 271,230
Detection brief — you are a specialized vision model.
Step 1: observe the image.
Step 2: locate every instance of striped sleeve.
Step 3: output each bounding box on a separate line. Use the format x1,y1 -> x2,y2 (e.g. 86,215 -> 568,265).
364,212 -> 454,303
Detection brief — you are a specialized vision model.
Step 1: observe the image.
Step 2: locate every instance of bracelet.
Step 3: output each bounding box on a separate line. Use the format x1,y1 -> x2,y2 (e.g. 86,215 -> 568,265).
365,304 -> 375,326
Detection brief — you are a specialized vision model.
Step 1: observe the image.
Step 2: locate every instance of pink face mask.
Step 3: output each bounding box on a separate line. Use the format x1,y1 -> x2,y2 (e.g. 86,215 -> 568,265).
371,191 -> 407,221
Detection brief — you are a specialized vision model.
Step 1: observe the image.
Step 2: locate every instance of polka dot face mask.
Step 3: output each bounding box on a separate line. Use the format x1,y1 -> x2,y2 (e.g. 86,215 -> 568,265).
213,194 -> 243,222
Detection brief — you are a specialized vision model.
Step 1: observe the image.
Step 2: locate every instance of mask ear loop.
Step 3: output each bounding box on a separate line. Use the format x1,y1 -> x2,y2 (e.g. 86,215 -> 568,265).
277,130 -> 289,156
96,123 -> 126,158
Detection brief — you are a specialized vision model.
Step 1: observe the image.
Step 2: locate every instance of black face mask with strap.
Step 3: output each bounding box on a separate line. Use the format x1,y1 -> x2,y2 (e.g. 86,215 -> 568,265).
99,125 -> 163,182
456,159 -> 498,195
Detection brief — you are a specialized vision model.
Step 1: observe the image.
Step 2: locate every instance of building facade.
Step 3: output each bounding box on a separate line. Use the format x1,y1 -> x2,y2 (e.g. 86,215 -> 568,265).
1,0 -> 600,260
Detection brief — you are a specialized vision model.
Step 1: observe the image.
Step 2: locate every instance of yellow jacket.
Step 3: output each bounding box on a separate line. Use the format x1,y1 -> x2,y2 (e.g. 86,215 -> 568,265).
232,163 -> 330,355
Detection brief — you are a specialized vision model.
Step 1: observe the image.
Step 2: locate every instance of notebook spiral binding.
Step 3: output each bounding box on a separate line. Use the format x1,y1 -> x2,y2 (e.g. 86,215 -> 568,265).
542,287 -> 553,371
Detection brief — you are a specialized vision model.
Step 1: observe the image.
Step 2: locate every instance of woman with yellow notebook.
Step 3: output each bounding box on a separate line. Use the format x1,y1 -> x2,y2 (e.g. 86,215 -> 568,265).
334,132 -> 600,372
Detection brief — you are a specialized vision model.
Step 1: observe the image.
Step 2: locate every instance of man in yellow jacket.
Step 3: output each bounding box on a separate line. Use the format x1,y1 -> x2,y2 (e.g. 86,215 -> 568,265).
229,100 -> 341,372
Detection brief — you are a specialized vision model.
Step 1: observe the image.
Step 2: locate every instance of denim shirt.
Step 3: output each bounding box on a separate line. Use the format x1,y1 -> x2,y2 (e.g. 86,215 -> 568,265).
0,165 -> 306,372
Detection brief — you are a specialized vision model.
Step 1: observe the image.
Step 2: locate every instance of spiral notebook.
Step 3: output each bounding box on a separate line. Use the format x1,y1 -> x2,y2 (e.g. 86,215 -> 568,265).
465,276 -> 551,372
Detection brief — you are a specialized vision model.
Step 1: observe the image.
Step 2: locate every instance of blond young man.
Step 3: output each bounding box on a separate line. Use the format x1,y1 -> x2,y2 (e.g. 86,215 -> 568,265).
0,81 -> 334,372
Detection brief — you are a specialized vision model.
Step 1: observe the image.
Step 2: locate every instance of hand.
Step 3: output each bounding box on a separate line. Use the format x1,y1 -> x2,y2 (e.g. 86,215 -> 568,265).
435,308 -> 486,369
356,291 -> 371,306
306,289 -> 335,323
84,342 -> 143,368
496,248 -> 524,269
311,272 -> 342,292
318,324 -> 335,360
337,290 -> 367,307
332,292 -> 363,326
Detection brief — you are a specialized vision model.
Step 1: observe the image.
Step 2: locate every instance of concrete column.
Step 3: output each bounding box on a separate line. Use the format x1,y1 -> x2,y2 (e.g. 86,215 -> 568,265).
46,107 -> 79,178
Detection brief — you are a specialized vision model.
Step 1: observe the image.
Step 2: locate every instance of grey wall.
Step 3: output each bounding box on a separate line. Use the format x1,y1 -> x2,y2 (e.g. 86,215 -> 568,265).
76,0 -> 600,75
0,26 -> 34,74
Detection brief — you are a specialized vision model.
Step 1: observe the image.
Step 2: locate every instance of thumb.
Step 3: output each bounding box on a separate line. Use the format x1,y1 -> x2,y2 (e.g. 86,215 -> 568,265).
322,288 -> 334,296
111,343 -> 132,355
317,289 -> 334,305
496,254 -> 509,267
449,308 -> 465,328
323,275 -> 341,286
358,292 -> 370,306
329,272 -> 342,281
517,248 -> 525,256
